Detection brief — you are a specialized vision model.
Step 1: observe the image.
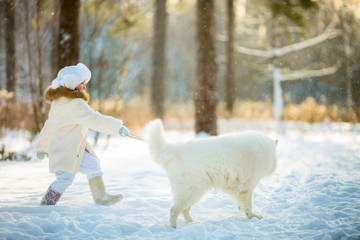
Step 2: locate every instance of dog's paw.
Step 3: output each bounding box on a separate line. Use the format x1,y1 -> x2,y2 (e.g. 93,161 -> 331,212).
246,212 -> 263,219
169,218 -> 178,228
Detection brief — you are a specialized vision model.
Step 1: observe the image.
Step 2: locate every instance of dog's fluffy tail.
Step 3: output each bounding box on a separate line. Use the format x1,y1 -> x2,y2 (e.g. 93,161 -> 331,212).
144,119 -> 172,168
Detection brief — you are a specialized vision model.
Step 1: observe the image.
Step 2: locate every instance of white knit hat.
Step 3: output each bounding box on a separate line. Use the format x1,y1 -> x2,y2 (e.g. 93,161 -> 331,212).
51,63 -> 91,90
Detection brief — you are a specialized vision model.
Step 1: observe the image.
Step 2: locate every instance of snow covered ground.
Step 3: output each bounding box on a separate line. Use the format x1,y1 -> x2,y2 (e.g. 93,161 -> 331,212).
0,120 -> 360,240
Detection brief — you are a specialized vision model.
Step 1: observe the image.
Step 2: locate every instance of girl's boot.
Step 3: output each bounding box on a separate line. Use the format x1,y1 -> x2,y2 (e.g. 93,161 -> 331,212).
40,187 -> 62,205
88,176 -> 123,206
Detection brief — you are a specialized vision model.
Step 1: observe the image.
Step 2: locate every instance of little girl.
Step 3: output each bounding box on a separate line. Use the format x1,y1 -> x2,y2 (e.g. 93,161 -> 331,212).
36,63 -> 129,206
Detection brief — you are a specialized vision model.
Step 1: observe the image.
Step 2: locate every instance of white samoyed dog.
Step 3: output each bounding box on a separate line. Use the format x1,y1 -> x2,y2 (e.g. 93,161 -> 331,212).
144,119 -> 278,228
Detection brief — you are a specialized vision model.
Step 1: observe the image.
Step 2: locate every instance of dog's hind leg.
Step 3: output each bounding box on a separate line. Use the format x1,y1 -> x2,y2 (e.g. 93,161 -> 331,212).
182,207 -> 193,223
236,190 -> 263,219
170,190 -> 204,228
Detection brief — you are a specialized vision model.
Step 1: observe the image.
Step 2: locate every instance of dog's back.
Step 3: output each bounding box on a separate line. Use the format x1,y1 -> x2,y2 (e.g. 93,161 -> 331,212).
172,132 -> 277,189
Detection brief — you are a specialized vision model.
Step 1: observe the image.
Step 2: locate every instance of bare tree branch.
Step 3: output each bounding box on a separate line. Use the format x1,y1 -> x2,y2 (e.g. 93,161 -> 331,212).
234,45 -> 272,58
234,17 -> 342,58
280,62 -> 341,81
275,32 -> 341,56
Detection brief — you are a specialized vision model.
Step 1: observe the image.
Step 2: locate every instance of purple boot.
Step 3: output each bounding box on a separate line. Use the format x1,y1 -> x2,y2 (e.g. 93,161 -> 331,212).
40,187 -> 62,205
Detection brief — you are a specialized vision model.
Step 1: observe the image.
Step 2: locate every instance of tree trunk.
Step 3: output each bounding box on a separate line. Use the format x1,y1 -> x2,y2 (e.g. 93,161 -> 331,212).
226,0 -> 235,113
56,0 -> 80,72
36,0 -> 45,127
195,0 -> 217,135
51,0 -> 60,79
24,0 -> 41,132
352,66 -> 360,119
151,0 -> 167,118
272,62 -> 283,122
339,6 -> 353,113
4,0 -> 16,94
0,1 -> 3,88
268,18 -> 284,123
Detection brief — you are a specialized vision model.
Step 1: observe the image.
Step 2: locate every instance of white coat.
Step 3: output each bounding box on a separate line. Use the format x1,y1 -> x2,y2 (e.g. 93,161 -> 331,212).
36,86 -> 123,174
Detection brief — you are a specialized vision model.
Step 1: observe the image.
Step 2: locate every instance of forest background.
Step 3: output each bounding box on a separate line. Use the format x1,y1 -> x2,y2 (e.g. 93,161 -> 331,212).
1,0 -> 360,137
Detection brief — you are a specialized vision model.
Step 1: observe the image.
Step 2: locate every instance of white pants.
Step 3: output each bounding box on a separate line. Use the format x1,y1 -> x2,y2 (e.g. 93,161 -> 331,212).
50,151 -> 103,192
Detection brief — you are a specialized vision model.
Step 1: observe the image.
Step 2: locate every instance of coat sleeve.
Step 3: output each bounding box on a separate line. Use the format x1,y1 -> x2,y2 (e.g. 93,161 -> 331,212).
36,119 -> 50,152
70,99 -> 123,135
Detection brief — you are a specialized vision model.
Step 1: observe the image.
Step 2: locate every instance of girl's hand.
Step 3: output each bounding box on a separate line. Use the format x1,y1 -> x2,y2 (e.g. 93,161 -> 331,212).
119,126 -> 130,137
36,152 -> 47,160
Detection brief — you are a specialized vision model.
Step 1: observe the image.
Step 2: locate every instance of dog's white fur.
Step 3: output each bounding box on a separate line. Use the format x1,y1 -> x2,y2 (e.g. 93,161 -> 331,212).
144,119 -> 278,228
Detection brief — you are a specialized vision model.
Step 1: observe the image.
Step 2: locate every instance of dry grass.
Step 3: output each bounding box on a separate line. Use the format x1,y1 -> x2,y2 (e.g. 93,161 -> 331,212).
0,98 -> 38,132
1,95 -> 358,135
283,97 -> 358,123
218,99 -> 273,120
93,96 -> 359,126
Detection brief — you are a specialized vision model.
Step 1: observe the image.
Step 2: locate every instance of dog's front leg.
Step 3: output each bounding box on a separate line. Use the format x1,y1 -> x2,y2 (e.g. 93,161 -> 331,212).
237,190 -> 263,219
